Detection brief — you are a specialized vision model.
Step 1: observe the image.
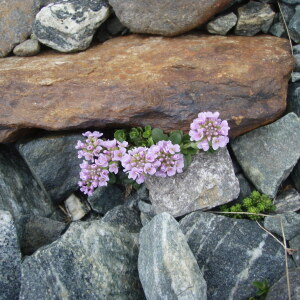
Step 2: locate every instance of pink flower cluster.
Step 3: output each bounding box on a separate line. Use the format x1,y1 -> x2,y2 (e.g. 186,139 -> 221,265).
121,141 -> 184,184
189,112 -> 230,151
76,131 -> 128,196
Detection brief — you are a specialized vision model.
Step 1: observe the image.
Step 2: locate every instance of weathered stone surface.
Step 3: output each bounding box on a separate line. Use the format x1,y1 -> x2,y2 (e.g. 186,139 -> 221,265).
274,189 -> 300,213
236,172 -> 254,202
106,16 -> 127,36
33,0 -> 110,52
145,147 -> 239,217
235,1 -> 275,36
109,0 -> 231,36
295,54 -> 300,72
138,201 -> 155,226
292,161 -> 300,191
180,212 -> 293,300
294,44 -> 300,54
282,0 -> 300,4
13,39 -> 40,57
231,113 -> 300,198
292,72 -> 300,83
206,13 -> 237,35
0,34 -> 294,143
289,235 -> 300,266
19,220 -> 144,299
288,6 -> 300,43
17,133 -> 84,203
266,267 -> 300,300
287,82 -> 300,116
0,210 -> 21,300
139,213 -> 207,300
65,194 -> 90,221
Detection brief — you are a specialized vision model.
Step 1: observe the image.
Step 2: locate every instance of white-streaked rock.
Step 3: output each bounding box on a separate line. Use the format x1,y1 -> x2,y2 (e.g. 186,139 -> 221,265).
65,194 -> 90,221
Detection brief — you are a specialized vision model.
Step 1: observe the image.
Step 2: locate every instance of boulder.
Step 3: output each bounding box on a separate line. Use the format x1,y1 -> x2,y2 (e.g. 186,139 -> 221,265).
288,6 -> 300,43
0,34 -> 294,143
231,113 -> 300,198
206,13 -> 237,35
13,39 -> 40,57
138,213 -> 207,300
180,211 -> 294,300
274,189 -> 300,213
145,147 -> 239,217
108,0 -> 231,36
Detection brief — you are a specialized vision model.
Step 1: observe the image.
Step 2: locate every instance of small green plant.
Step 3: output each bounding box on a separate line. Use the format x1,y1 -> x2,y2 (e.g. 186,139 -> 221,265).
248,280 -> 270,300
220,191 -> 276,220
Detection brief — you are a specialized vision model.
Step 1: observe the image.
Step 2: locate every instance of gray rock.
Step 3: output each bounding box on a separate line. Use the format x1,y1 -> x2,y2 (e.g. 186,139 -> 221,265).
295,54 -> 300,72
294,44 -> 300,54
65,194 -> 90,221
138,201 -> 155,226
13,39 -> 40,56
102,205 -> 142,233
274,189 -> 300,213
139,213 -> 207,300
145,147 -> 239,217
235,1 -> 275,36
0,145 -> 54,222
288,6 -> 300,43
206,12 -> 237,35
269,22 -> 287,38
124,184 -> 150,210
95,26 -> 112,43
87,185 -> 124,214
236,173 -> 254,202
289,235 -> 300,266
292,72 -> 300,83
180,211 -> 293,300
282,0 -> 300,4
287,83 -> 300,117
264,212 -> 300,240
292,161 -> 300,191
0,210 -> 21,300
17,133 -> 84,203
231,113 -> 300,198
266,267 -> 300,300
33,0 -> 110,52
19,220 -> 144,299
106,16 -> 126,36
16,215 -> 66,255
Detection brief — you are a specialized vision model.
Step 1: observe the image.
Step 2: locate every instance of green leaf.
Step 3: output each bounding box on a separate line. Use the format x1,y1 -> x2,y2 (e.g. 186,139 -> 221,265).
114,129 -> 127,142
152,128 -> 168,143
142,130 -> 152,138
129,128 -> 141,140
169,131 -> 182,145
147,137 -> 154,146
182,134 -> 191,144
183,154 -> 192,168
108,173 -> 117,184
144,125 -> 152,131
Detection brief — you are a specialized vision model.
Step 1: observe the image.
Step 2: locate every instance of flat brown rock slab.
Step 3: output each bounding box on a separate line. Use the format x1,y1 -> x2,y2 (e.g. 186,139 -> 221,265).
0,34 -> 294,143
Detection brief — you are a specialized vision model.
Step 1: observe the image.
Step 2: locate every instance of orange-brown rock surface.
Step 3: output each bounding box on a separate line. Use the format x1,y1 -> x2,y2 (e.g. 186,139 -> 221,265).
0,34 -> 294,143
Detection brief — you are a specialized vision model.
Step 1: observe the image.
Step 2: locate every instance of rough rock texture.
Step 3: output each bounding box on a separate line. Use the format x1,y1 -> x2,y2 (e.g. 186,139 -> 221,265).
180,212 -> 293,300
0,145 -> 54,221
266,267 -> 300,300
13,39 -> 40,57
0,210 -> 21,300
19,220 -> 144,300
109,0 -> 231,36
65,194 -> 90,221
287,82 -> 300,116
206,13 -> 237,35
138,213 -> 207,300
0,34 -> 294,143
289,235 -> 300,266
236,173 -> 254,202
292,162 -> 300,191
235,1 -> 275,36
145,148 -> 239,217
292,72 -> 300,83
17,133 -> 84,203
33,0 -> 110,52
288,6 -> 300,43
295,54 -> 300,72
231,113 -> 300,198
274,189 -> 300,213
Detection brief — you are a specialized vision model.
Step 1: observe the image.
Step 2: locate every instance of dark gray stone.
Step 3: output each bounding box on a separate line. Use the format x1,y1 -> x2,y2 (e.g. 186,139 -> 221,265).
138,201 -> 155,226
139,213 -> 207,300
289,235 -> 300,266
269,22 -> 287,38
295,54 -> 300,72
235,1 -> 275,36
180,211 -> 293,300
19,220 -> 144,300
13,39 -> 40,56
0,210 -> 21,300
282,0 -> 300,4
16,215 -> 66,255
292,161 -> 300,191
124,184 -> 150,210
292,72 -> 300,83
288,7 -> 300,43
266,267 -> 300,300
106,16 -> 126,36
236,173 -> 254,202
0,145 -> 54,222
231,113 -> 300,198
287,83 -> 300,117
87,185 -> 124,214
274,189 -> 300,213
294,44 -> 300,54
206,12 -> 237,35
33,0 -> 110,52
264,212 -> 300,240
17,133 -> 84,204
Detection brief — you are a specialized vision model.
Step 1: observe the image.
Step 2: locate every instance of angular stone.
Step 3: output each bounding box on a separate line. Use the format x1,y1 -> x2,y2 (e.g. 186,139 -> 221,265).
292,161 -> 300,191
180,212 -> 293,300
295,54 -> 300,72
65,194 -> 90,221
287,82 -> 300,117
291,72 -> 300,83
274,189 -> 300,213
13,39 -> 40,57
289,235 -> 300,266
0,34 -> 294,143
33,0 -> 110,52
269,22 -> 287,38
231,113 -> 300,198
282,0 -> 300,4
145,147 -> 239,217
236,173 -> 254,202
288,7 -> 300,43
138,201 -> 155,226
235,1 -> 275,36
206,13 -> 237,35
109,0 -> 231,36
139,213 -> 207,300
294,44 -> 300,54
19,220 -> 144,299
106,16 -> 127,36
0,210 -> 21,300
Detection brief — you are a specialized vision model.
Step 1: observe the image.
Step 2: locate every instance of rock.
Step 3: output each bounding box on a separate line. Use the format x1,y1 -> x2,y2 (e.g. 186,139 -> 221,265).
33,0 -> 110,52
206,12 -> 237,35
124,183 -> 150,210
282,0 -> 300,4
288,6 -> 300,43
138,213 -> 207,300
269,22 -> 287,38
274,189 -> 300,213
0,211 -> 21,300
295,54 -> 300,72
289,235 -> 300,266
106,16 -> 127,36
145,147 -> 239,217
292,161 -> 300,191
235,1 -> 275,36
102,205 -> 142,232
236,173 -> 254,202
231,113 -> 300,198
264,212 -> 300,240
19,220 -> 144,299
16,215 -> 66,255
65,194 -> 90,221
180,211 -> 293,300
292,72 -> 300,83
138,201 -> 155,226
87,185 -> 123,214
0,145 -> 54,221
13,39 -> 40,57
294,44 -> 300,54
109,0 -> 231,36
17,133 -> 84,203
287,82 -> 300,117
266,267 -> 300,300
0,34 -> 294,142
